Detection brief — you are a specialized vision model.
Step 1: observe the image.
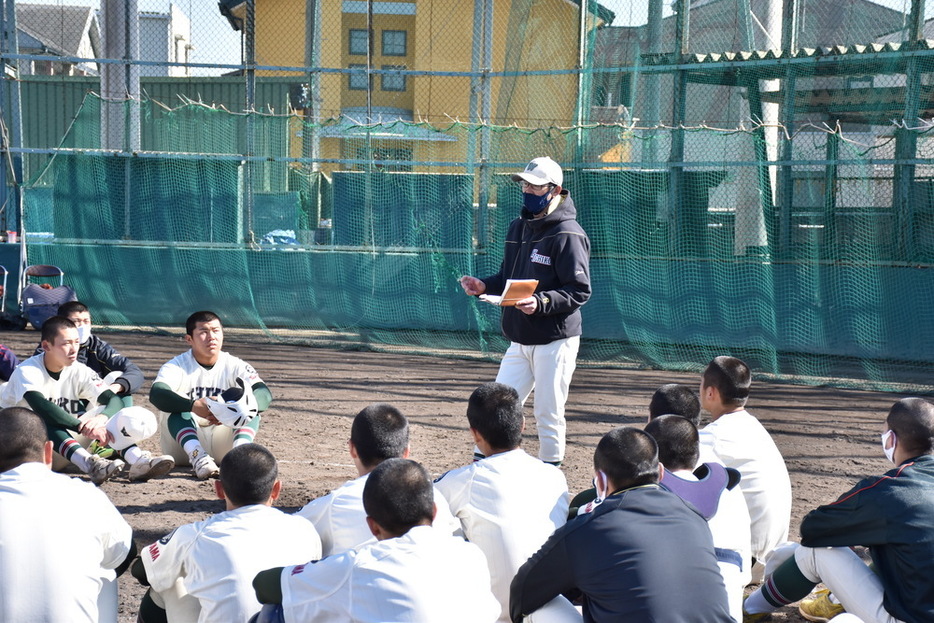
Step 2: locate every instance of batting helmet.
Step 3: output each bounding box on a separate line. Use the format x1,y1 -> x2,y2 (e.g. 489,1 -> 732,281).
206,377 -> 258,428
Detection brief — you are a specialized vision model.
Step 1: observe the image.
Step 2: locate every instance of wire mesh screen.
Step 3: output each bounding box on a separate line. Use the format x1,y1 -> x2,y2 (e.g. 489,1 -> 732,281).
3,0 -> 934,390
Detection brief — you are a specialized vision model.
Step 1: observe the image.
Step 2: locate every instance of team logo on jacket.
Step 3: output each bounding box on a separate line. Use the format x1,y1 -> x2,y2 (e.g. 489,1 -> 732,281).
530,248 -> 552,266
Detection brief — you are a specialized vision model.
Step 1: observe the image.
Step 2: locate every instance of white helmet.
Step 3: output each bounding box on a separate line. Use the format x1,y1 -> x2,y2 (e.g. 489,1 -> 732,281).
105,406 -> 158,451
206,377 -> 258,428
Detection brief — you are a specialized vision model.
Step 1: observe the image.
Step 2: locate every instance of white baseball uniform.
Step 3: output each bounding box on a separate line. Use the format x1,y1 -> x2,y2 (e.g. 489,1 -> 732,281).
154,350 -> 262,464
0,462 -> 132,623
279,524 -> 500,623
668,467 -> 752,623
141,504 -> 322,623
295,472 -> 461,556
433,448 -> 570,623
700,410 -> 792,562
1,353 -> 106,413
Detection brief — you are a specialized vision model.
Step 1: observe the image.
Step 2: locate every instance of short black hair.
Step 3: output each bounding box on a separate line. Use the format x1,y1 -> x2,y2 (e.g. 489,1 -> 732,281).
0,407 -> 47,473
57,301 -> 89,317
702,356 -> 751,408
466,382 -> 523,451
649,384 -> 701,426
41,316 -> 76,344
887,397 -> 934,458
644,414 -> 700,471
219,444 -> 278,507
593,427 -> 659,490
186,311 -> 221,336
362,458 -> 435,537
351,403 -> 409,469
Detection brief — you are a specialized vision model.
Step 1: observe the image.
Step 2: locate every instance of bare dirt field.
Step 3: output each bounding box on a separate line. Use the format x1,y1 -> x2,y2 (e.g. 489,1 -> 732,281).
0,329 -> 905,622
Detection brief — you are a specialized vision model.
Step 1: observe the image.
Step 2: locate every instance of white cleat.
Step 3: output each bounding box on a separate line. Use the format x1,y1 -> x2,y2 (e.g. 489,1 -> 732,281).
192,452 -> 220,480
87,455 -> 126,485
128,451 -> 175,482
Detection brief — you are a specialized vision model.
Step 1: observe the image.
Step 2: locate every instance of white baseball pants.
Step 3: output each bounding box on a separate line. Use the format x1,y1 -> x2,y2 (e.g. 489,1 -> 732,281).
495,336 -> 579,463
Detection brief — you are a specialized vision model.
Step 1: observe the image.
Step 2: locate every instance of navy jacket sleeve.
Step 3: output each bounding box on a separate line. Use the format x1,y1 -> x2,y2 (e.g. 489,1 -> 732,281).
91,339 -> 144,394
534,227 -> 590,316
800,476 -> 888,548
509,525 -> 577,623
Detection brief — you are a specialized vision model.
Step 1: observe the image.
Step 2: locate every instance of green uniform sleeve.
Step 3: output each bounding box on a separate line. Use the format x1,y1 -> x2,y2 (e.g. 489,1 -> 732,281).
253,567 -> 284,604
252,382 -> 272,412
97,390 -> 124,417
149,381 -> 195,413
24,390 -> 81,429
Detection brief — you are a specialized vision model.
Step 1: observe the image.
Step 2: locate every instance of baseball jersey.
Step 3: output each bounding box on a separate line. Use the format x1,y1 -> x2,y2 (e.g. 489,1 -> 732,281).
0,353 -> 106,414
280,524 -> 500,623
155,349 -> 260,403
0,462 -> 132,623
700,409 -> 792,560
141,504 -> 322,623
295,472 -> 462,556
433,448 -> 569,623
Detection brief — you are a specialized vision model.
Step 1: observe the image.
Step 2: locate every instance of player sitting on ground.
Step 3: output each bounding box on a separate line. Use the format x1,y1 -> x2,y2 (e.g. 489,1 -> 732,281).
253,458 -> 500,623
743,397 -> 934,623
0,342 -> 18,382
295,402 -> 460,556
509,427 -> 733,623
699,355 -> 791,579
0,407 -> 137,623
149,310 -> 272,479
133,444 -> 322,623
648,382 -> 701,425
644,414 -> 751,623
434,382 -> 575,623
0,316 -> 170,484
33,301 -> 144,408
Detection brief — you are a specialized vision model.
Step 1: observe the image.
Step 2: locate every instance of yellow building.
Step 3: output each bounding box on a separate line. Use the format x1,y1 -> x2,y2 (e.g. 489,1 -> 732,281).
243,0 -> 611,173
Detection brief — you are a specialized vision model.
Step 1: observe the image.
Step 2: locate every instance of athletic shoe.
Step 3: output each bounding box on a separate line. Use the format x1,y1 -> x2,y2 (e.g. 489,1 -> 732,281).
798,589 -> 845,622
128,451 -> 175,482
742,597 -> 772,623
87,455 -> 125,485
192,452 -> 220,480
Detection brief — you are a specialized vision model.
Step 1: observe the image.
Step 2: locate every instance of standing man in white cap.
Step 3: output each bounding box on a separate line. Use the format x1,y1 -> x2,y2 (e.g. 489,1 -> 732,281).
460,157 -> 591,465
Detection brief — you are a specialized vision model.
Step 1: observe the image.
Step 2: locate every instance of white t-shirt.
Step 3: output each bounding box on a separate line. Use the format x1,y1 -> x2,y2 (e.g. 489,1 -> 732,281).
433,448 -> 569,623
141,504 -> 322,623
280,525 -> 500,623
154,350 -> 261,406
0,463 -> 132,623
295,472 -> 461,556
1,353 -> 106,413
700,410 -> 792,560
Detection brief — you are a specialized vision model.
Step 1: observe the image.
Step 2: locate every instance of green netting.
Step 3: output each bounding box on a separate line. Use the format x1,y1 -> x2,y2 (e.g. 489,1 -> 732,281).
6,0 -> 934,392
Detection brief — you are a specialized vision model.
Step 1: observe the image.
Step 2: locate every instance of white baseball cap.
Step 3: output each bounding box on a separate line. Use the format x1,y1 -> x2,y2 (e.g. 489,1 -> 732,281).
106,406 -> 158,451
511,156 -> 563,187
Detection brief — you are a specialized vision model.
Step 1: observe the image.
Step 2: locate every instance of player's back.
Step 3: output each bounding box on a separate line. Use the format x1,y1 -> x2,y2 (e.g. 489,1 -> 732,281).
434,448 -> 569,622
0,463 -> 131,623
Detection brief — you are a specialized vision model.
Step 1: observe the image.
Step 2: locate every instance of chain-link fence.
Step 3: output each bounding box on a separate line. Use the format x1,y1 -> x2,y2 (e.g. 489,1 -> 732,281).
2,0 -> 934,390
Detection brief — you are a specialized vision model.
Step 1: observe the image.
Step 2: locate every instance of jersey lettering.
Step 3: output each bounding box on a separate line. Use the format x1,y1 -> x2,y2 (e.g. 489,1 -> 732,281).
291,564 -> 306,576
189,386 -> 223,400
148,543 -> 161,561
53,397 -> 87,414
530,248 -> 552,266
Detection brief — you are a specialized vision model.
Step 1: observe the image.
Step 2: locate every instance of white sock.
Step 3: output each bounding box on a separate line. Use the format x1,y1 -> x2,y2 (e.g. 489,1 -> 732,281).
122,445 -> 144,465
183,440 -> 205,460
71,448 -> 92,473
743,589 -> 773,615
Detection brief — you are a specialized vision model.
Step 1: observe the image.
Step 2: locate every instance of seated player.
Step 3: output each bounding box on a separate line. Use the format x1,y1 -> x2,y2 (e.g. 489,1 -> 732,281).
743,397 -> 934,623
699,356 -> 791,577
253,458 -> 500,622
0,407 -> 137,623
1,316 -> 170,484
0,342 -> 19,382
644,414 -> 751,622
434,382 -> 574,623
509,427 -> 733,622
295,403 -> 459,556
34,301 -> 144,407
133,444 -> 322,623
149,310 -> 272,479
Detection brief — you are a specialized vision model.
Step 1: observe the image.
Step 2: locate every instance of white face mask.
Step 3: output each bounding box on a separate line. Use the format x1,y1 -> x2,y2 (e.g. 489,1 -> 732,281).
75,324 -> 92,344
592,470 -> 609,501
881,429 -> 897,464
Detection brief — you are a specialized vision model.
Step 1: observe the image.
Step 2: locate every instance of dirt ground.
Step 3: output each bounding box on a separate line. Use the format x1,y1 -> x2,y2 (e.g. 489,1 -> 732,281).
0,329 -> 905,622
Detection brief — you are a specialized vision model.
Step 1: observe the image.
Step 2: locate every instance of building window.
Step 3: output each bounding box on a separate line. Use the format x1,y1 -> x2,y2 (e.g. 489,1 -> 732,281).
382,30 -> 407,56
349,63 -> 370,90
349,29 -> 369,56
381,65 -> 406,92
